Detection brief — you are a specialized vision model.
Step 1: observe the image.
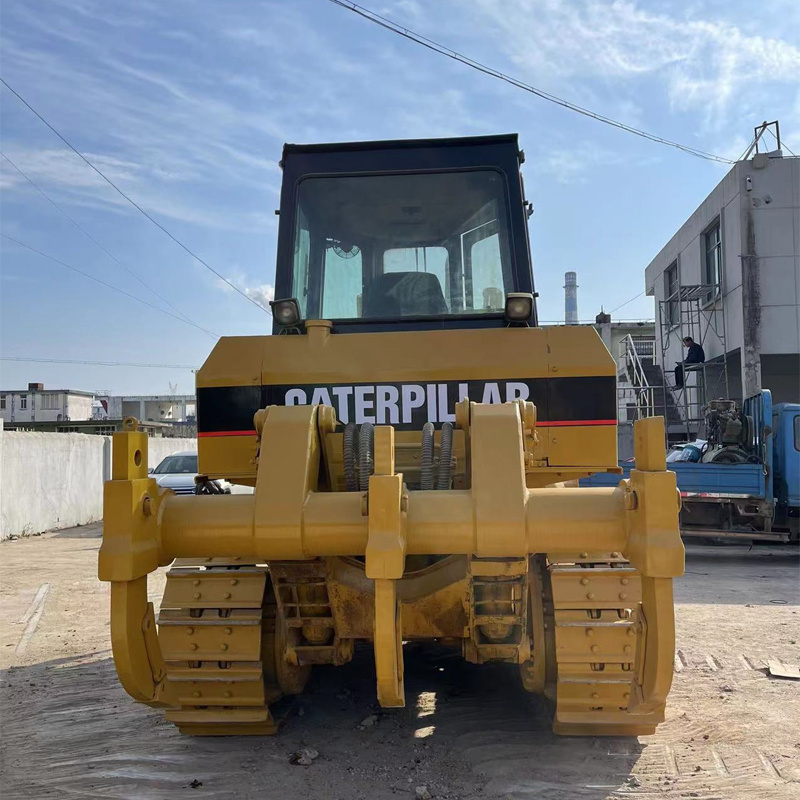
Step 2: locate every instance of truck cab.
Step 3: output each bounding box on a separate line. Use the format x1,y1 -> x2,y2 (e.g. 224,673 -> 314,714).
772,402 -> 800,538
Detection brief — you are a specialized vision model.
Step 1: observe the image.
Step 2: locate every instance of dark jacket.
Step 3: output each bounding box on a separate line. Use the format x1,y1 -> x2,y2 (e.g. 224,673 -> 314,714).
685,343 -> 705,364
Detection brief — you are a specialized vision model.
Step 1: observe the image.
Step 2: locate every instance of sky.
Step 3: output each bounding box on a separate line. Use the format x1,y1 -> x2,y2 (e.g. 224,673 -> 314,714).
1,0 -> 799,395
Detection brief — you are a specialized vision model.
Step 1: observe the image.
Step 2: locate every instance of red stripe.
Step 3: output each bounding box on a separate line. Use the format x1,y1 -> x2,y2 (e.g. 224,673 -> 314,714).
538,419 -> 616,427
198,429 -> 257,438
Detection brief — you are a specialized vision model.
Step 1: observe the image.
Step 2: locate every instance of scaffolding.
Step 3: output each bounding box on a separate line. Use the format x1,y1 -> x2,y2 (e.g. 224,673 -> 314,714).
658,284 -> 730,442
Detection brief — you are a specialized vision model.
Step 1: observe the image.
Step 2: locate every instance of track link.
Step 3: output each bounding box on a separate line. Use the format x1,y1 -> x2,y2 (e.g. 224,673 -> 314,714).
522,554 -> 667,736
158,561 -> 279,736
549,555 -> 664,736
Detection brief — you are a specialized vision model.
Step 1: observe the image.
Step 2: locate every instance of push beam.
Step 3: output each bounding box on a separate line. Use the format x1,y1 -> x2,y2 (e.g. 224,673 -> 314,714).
157,488 -> 628,561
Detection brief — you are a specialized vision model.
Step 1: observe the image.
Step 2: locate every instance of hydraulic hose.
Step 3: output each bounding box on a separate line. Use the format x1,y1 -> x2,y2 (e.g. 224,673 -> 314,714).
358,422 -> 374,492
436,422 -> 454,490
343,423 -> 359,491
420,421 -> 435,490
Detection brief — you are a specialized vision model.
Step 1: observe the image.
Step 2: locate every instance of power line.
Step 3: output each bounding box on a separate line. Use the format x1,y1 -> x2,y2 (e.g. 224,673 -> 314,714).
766,127 -> 798,157
1,356 -> 198,370
735,132 -> 759,163
0,77 -> 272,316
1,232 -> 219,335
609,290 -> 646,314
1,150 -> 214,335
1,151 -> 218,340
328,1 -> 735,165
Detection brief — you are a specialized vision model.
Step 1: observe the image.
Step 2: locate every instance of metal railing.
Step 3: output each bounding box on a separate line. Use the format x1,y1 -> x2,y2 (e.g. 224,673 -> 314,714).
629,337 -> 655,360
618,334 -> 655,420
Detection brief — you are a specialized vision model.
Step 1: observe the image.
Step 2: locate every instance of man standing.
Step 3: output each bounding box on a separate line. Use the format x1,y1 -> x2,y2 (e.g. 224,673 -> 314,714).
675,336 -> 706,388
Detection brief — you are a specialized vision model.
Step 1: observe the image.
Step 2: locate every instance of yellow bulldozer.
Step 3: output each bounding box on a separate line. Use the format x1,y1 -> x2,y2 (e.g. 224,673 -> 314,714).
99,134 -> 684,737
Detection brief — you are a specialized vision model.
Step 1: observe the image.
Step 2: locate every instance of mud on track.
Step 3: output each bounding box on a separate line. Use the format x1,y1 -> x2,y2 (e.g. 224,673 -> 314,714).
1,525 -> 798,799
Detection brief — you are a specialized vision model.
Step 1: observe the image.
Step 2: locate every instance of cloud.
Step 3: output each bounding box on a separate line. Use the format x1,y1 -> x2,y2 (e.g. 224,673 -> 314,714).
472,0 -> 800,129
377,1 -> 424,20
0,146 -> 267,232
533,142 -> 624,185
243,284 -> 275,308
212,268 -> 274,309
0,164 -> 25,190
0,16 -> 286,230
3,148 -> 141,189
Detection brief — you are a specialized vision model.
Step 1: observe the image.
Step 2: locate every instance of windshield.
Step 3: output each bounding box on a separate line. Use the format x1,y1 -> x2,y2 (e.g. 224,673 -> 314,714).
153,455 -> 197,474
291,170 -> 514,320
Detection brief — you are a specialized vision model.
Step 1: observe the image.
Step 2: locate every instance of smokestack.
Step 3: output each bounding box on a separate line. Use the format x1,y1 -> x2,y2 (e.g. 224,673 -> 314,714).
564,271 -> 578,325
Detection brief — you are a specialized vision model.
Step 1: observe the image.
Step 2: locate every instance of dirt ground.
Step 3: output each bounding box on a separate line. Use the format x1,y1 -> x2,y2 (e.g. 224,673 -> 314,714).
1,524 -> 798,800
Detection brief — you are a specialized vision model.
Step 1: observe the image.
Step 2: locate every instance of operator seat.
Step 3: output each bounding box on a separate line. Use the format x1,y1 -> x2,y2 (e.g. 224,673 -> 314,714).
363,271 -> 448,318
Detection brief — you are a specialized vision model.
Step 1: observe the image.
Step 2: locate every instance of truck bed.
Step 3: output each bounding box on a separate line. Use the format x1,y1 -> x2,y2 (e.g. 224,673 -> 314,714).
580,462 -> 766,499
580,461 -> 789,541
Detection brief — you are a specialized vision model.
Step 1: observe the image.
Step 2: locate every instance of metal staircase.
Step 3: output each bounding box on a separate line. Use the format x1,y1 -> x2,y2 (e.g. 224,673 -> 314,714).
617,335 -> 682,426
617,334 -> 655,421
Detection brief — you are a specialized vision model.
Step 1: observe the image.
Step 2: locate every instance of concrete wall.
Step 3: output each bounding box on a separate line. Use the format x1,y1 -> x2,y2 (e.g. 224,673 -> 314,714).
0,428 -> 196,540
762,354 -> 800,404
148,437 -> 197,470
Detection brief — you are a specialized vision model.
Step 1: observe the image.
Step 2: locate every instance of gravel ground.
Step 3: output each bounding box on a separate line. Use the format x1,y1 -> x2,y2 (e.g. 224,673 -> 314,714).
1,523 -> 798,800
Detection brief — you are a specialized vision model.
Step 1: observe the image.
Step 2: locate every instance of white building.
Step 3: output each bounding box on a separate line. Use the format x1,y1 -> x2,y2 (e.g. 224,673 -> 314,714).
104,394 -> 196,423
645,143 -> 800,420
0,383 -> 94,424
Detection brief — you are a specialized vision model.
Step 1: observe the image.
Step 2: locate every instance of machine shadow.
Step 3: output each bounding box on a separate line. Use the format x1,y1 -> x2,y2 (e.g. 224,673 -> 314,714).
3,647 -> 644,799
304,641 -> 646,797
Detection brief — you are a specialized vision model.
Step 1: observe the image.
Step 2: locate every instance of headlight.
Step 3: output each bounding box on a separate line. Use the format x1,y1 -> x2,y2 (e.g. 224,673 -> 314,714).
504,293 -> 533,323
269,297 -> 302,327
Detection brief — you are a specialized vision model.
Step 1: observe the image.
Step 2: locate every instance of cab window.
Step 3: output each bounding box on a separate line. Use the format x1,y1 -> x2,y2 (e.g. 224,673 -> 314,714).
322,246 -> 362,318
291,170 -> 514,320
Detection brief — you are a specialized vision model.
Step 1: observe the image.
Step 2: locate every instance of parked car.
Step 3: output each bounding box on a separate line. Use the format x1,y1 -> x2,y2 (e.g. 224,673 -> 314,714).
150,451 -> 231,495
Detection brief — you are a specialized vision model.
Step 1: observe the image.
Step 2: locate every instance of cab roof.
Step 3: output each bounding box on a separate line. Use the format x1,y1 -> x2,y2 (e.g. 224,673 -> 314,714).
281,133 -> 520,160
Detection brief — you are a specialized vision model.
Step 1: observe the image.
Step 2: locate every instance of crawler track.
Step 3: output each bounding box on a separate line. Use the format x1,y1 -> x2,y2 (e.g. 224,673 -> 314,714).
157,560 -> 279,735
527,554 -> 665,736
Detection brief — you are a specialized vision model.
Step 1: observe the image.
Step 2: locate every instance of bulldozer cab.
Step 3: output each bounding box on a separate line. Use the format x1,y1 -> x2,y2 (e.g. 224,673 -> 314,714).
272,134 -> 537,333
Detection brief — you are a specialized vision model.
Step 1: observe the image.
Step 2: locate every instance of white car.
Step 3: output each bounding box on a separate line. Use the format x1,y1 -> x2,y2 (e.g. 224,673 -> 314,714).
150,450 -> 231,495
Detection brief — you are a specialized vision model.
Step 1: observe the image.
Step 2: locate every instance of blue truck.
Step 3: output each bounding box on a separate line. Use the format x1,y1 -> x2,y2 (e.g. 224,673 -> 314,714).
582,391 -> 799,542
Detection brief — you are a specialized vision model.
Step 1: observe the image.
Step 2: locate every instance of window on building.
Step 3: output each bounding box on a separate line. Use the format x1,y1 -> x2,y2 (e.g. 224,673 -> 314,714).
41,394 -> 59,411
20,395 -> 27,410
0,395 -> 5,410
704,220 -> 722,303
664,260 -> 678,326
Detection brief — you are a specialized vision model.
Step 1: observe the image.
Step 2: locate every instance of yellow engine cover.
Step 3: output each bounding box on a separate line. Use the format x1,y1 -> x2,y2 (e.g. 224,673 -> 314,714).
195,324 -> 617,485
